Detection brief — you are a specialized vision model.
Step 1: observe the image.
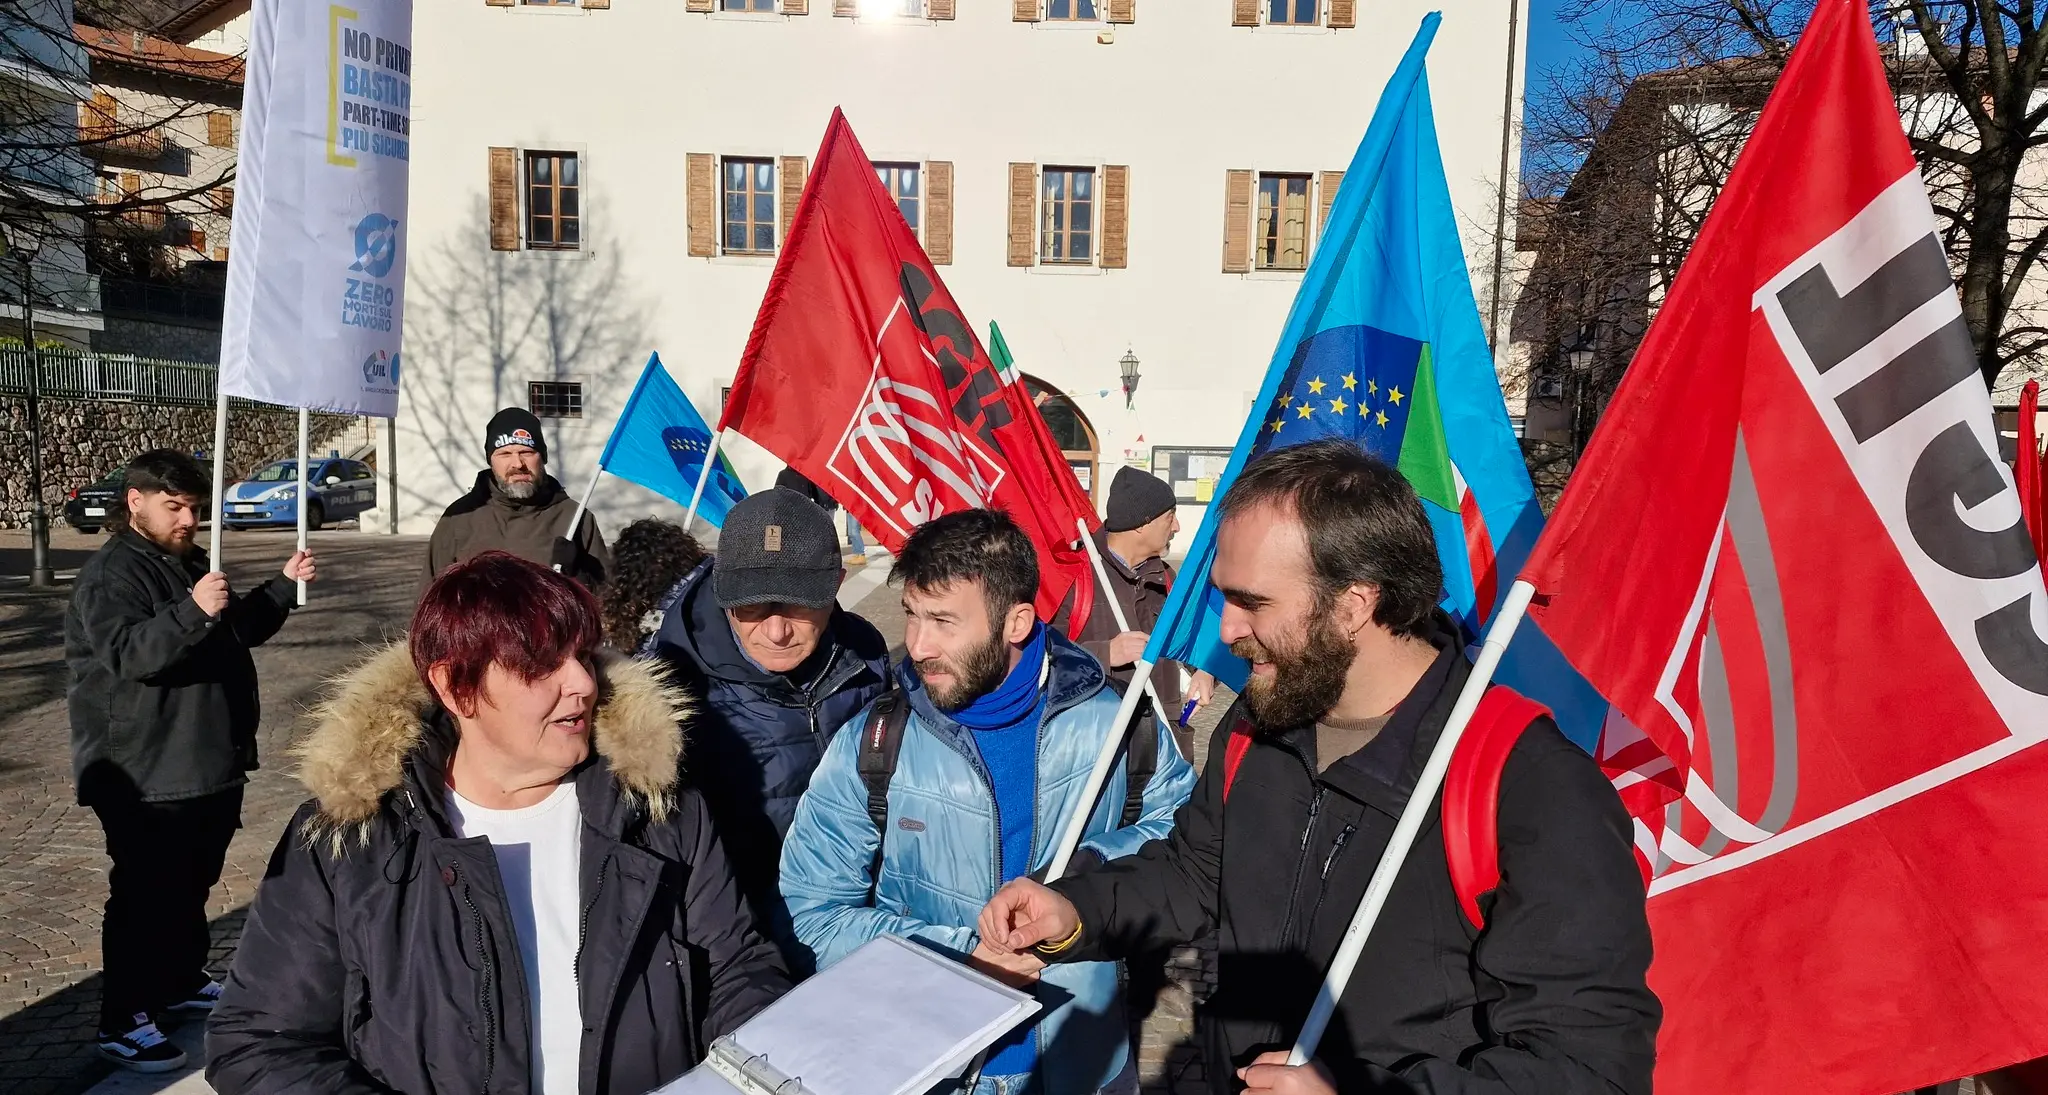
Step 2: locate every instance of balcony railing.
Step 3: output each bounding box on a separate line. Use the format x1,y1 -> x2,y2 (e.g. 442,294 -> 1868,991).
0,347 -> 218,406
81,124 -> 176,162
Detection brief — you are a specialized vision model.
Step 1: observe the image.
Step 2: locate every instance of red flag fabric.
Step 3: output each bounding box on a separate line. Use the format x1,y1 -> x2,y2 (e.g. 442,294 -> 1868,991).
1518,3 -> 2048,1092
2023,379 -> 2044,566
721,109 -> 1094,619
1003,376 -> 1098,636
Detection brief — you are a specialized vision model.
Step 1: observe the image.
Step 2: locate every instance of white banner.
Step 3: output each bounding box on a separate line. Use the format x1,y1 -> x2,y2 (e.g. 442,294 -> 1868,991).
220,0 -> 412,416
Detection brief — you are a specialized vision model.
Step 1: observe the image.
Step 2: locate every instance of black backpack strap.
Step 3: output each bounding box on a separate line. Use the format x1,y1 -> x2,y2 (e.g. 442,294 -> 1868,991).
855,688 -> 909,903
1121,701 -> 1159,828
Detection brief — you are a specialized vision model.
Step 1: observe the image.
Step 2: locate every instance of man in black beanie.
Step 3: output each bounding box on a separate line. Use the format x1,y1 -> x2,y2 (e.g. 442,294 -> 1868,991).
1051,465 -> 1214,761
418,407 -> 612,595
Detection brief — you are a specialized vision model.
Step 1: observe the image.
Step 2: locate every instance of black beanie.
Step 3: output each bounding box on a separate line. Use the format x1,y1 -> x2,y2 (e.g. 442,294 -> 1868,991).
1103,466 -> 1177,532
483,407 -> 547,461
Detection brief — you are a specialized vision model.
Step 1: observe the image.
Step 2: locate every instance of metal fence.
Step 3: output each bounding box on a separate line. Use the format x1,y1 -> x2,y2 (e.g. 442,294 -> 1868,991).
0,347 -> 218,407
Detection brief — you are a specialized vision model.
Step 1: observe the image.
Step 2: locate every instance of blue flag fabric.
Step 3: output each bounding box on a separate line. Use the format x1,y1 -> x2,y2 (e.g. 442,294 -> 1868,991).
599,353 -> 748,527
1142,12 -> 1608,750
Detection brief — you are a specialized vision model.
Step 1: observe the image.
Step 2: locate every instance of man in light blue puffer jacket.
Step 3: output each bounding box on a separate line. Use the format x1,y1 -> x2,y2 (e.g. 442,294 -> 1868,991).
780,509 -> 1196,1095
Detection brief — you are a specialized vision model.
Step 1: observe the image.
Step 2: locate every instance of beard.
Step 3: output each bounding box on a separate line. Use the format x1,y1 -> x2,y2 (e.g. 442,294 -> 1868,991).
916,625 -> 1013,713
131,513 -> 195,556
495,472 -> 538,500
1232,613 -> 1357,732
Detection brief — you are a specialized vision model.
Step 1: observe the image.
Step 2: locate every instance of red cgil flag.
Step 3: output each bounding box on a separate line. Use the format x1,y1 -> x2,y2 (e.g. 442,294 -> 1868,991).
720,108 -> 1095,620
1518,3 -> 2048,1092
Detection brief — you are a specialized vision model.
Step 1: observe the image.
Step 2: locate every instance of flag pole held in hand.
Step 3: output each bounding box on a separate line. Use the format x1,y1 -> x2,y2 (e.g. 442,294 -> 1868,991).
1044,517 -> 1174,881
1287,580 -> 1535,1066
295,406 -> 309,604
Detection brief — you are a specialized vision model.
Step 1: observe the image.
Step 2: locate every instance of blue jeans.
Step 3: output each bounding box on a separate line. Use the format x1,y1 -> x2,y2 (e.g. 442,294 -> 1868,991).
845,515 -> 867,554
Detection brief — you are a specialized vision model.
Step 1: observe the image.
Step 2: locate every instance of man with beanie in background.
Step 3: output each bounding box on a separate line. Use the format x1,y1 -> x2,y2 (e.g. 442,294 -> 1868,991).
1052,466 -> 1215,761
651,487 -> 889,968
419,407 -> 611,593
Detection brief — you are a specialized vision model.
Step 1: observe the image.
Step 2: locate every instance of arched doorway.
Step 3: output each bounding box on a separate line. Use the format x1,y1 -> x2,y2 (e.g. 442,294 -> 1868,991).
1022,374 -> 1100,504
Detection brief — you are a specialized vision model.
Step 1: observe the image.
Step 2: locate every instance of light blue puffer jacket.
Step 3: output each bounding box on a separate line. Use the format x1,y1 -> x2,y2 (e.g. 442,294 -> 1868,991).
780,630 -> 1197,1095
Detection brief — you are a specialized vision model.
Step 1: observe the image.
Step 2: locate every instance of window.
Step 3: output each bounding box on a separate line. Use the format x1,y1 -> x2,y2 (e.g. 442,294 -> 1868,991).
525,151 -> 581,250
722,0 -> 774,9
1041,166 -> 1094,265
1256,173 -> 1311,270
1047,0 -> 1096,17
875,162 -> 921,236
529,381 -> 585,418
723,157 -> 777,255
1268,0 -> 1318,25
347,461 -> 376,481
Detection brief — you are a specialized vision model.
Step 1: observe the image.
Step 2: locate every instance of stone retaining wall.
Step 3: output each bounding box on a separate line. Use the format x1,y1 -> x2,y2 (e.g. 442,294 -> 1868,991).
0,396 -> 360,530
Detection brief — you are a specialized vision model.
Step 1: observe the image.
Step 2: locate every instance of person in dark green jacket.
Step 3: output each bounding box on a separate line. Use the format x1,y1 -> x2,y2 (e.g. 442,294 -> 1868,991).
64,448 -> 316,1072
419,408 -> 611,596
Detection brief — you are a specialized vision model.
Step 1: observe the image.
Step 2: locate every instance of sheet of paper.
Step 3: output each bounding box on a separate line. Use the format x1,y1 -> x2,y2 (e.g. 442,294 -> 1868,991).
726,935 -> 1036,1095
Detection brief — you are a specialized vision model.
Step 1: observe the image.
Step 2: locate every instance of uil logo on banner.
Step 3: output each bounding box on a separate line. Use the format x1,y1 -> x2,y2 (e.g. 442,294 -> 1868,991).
824,265 -> 1008,538
360,349 -> 398,396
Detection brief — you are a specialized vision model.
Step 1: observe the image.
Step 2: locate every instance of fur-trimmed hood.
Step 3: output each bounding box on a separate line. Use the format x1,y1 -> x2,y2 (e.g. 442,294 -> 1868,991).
293,641 -> 692,850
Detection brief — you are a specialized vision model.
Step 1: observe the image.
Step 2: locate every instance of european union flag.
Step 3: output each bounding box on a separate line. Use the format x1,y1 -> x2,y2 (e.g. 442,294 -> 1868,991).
1141,12 -> 1608,750
599,353 -> 748,527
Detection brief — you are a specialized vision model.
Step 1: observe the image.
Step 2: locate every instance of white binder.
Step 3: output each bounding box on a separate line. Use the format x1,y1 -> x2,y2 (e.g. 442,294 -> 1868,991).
652,934 -> 1040,1095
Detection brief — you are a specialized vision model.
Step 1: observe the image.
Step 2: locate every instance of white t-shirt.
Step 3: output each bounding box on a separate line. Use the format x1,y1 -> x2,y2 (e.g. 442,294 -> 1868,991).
447,781 -> 585,1095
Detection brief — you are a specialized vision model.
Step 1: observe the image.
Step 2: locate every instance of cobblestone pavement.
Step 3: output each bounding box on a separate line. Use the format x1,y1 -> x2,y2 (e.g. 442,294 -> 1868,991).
0,528 -> 426,1095
0,529 -> 1224,1095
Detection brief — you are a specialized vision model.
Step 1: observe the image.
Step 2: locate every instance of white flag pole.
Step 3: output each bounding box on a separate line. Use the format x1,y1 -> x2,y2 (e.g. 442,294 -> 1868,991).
294,406 -> 308,604
557,462 -> 604,573
1287,578 -> 1537,1066
1044,518 -> 1176,880
206,391 -> 229,565
680,427 -> 726,533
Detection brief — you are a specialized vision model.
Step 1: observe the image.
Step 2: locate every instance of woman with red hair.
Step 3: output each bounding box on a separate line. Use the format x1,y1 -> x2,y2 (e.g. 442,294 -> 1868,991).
206,551 -> 789,1095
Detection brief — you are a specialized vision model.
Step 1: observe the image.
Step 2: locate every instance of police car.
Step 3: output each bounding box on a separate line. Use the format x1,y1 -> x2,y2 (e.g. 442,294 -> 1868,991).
221,456 -> 377,530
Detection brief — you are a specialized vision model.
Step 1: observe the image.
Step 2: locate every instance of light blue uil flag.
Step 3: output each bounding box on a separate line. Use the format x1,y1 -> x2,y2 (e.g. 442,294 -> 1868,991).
599,353 -> 748,527
1140,12 -> 1608,750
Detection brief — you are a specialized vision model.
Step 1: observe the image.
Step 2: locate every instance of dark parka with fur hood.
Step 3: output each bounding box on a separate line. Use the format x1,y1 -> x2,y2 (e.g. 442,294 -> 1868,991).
205,645 -> 790,1095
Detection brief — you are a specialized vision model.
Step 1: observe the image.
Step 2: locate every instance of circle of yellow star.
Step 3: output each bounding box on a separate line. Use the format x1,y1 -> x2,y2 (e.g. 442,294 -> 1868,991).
1278,393 -> 1293,408
1296,403 -> 1315,420
1367,379 -> 1378,395
1341,373 -> 1358,391
1388,386 -> 1405,406
1328,396 -> 1348,415
1375,409 -> 1390,428
1270,417 -> 1285,434
1306,377 -> 1327,395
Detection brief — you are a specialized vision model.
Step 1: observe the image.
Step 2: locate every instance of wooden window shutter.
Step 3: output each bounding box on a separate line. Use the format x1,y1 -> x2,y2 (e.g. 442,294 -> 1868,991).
119,171 -> 140,196
688,0 -> 715,12
1328,0 -> 1355,28
1014,0 -> 1040,22
1100,165 -> 1129,269
834,0 -> 857,13
213,185 -> 235,214
779,156 -> 808,247
926,161 -> 954,265
1107,0 -> 1135,23
930,0 -> 956,18
782,0 -> 806,13
206,110 -> 233,147
1318,170 -> 1343,232
1221,169 -> 1252,273
485,0 -> 514,7
687,153 -> 716,257
488,147 -> 519,251
1232,0 -> 1258,26
1008,163 -> 1036,267
582,0 -> 611,8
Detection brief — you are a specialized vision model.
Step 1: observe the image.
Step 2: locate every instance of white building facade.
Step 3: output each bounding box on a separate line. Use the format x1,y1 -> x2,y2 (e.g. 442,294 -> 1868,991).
337,0 -> 1528,544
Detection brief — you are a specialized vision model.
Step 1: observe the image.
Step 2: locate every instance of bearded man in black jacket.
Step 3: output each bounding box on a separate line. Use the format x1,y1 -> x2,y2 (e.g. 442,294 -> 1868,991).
978,439 -> 1659,1095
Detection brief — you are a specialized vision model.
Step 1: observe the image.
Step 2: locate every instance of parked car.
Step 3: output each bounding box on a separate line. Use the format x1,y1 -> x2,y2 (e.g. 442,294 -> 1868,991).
62,470 -> 126,533
220,457 -> 377,531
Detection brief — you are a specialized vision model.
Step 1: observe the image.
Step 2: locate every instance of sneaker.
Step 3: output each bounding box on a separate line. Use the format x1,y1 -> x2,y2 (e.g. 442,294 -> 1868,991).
167,979 -> 223,1013
96,1013 -> 186,1072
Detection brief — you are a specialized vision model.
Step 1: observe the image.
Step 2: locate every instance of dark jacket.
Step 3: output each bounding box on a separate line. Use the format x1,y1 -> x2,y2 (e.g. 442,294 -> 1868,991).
206,644 -> 790,1095
421,471 -> 610,595
772,468 -> 837,513
65,527 -> 297,806
1050,621 -> 1660,1095
651,558 -> 890,957
1050,528 -> 1183,716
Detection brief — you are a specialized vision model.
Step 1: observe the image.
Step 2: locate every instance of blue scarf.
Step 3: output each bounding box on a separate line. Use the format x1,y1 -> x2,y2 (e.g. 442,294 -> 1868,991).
952,622 -> 1047,731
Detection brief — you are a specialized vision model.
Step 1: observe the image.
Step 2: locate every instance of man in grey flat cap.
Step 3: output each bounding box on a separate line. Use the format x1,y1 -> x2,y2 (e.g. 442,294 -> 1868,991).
651,488 -> 890,966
